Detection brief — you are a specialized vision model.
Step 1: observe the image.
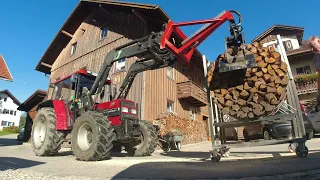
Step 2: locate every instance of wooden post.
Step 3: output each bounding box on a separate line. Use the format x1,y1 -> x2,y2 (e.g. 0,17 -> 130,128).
202,55 -> 217,148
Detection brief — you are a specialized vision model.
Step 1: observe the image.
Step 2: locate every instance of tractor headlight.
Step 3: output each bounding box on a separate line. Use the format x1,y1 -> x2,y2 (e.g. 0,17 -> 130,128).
122,107 -> 129,113
131,109 -> 137,114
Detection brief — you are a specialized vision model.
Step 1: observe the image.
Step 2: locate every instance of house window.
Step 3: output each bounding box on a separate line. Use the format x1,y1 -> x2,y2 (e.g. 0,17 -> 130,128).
1,120 -> 7,126
7,122 -> 12,126
14,111 -> 16,116
296,66 -> 311,75
167,100 -> 174,112
283,40 -> 293,51
100,27 -> 108,40
116,58 -> 126,72
71,42 -> 77,55
190,107 -> 196,120
4,98 -> 7,102
166,65 -> 174,80
9,110 -> 13,115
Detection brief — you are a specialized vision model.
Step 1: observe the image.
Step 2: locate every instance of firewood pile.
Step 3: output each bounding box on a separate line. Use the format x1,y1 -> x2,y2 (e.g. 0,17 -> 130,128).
154,113 -> 208,144
207,42 -> 289,119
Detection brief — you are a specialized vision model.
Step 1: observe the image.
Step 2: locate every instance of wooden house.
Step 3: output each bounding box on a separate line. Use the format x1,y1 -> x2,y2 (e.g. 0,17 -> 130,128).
35,0 -> 210,144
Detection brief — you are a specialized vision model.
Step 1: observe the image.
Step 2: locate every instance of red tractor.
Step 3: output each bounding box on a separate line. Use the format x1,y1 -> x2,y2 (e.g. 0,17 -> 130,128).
31,10 -> 255,161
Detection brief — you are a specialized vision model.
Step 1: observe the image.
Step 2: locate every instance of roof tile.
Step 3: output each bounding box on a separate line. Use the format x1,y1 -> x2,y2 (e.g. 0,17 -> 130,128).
0,55 -> 13,81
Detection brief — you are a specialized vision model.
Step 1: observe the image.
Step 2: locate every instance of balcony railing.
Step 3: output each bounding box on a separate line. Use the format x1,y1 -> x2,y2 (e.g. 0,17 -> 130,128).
177,81 -> 208,106
296,81 -> 318,95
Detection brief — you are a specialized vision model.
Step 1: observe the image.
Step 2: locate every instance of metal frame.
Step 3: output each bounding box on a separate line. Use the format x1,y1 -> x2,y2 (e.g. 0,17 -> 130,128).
205,35 -> 309,162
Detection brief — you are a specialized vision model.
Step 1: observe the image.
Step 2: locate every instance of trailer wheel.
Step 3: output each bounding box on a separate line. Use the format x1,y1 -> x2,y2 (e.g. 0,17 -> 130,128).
295,145 -> 308,158
125,120 -> 157,156
263,130 -> 272,140
31,108 -> 66,156
71,112 -> 116,161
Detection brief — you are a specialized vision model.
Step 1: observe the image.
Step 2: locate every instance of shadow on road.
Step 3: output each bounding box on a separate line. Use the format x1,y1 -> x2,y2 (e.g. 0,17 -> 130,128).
112,151 -> 320,179
0,138 -> 23,147
0,157 -> 45,171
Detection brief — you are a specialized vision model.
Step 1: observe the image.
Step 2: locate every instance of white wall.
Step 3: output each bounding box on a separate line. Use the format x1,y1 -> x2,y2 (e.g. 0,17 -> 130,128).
262,35 -> 300,50
0,92 -> 22,130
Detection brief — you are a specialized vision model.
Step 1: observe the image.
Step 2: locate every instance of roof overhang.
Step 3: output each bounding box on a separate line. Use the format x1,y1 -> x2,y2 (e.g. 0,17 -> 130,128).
0,55 -> 13,81
35,0 -> 203,74
18,90 -> 47,112
0,90 -> 21,106
252,24 -> 304,43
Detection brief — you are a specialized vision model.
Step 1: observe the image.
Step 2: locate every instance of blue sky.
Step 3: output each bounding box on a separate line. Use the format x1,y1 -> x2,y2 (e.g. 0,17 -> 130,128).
0,0 -> 319,103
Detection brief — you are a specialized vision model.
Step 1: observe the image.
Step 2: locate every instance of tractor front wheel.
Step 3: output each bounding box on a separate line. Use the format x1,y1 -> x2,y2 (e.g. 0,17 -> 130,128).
31,108 -> 66,156
125,120 -> 157,156
71,112 -> 115,161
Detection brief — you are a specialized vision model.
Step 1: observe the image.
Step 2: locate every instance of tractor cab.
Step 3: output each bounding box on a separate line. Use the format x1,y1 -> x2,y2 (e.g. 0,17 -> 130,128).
49,68 -> 138,131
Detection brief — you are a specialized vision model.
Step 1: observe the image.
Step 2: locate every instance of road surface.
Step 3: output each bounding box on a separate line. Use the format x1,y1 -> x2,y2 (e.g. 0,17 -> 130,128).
1,134 -> 320,179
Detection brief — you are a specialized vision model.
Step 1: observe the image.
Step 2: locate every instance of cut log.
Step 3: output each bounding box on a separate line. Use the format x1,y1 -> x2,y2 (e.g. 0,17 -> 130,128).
242,106 -> 250,113
270,75 -> 278,82
251,46 -> 258,54
268,82 -> 275,87
225,94 -> 232,100
265,93 -> 275,103
217,97 -> 225,105
269,46 -> 275,53
260,101 -> 275,112
270,52 -> 281,62
263,74 -> 271,82
258,61 -> 267,68
221,89 -> 228,96
262,68 -> 268,73
248,112 -> 255,118
271,99 -> 279,105
230,110 -> 237,116
236,85 -> 244,91
268,69 -> 276,76
237,111 -> 247,118
266,57 -> 276,64
244,82 -> 251,90
253,42 -> 260,48
281,62 -> 288,72
253,109 -> 265,116
238,98 -> 247,106
247,44 -> 253,50
255,56 -> 263,62
259,84 -> 267,91
275,69 -> 285,78
225,100 -> 234,107
267,86 -> 277,93
232,90 -> 240,100
222,107 -> 230,114
255,71 -> 263,78
260,52 -> 269,57
253,93 -> 259,103
232,104 -> 240,111
277,86 -> 285,95
252,68 -> 258,74
240,90 -> 249,99
271,64 -> 279,70
250,87 -> 258,93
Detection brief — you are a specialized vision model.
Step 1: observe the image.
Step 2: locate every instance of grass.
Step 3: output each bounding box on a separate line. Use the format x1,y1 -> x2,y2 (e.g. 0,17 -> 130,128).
0,131 -> 17,136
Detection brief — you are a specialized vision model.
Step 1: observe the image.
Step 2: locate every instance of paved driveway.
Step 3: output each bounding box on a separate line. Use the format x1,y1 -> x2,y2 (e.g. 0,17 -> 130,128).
1,134 -> 320,179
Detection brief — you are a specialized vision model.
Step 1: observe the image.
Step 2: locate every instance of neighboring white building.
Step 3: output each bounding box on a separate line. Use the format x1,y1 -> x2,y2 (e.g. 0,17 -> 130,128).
0,90 -> 21,130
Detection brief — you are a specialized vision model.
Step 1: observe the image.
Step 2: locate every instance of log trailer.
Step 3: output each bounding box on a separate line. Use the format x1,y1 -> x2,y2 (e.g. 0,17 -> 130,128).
31,10 -> 256,161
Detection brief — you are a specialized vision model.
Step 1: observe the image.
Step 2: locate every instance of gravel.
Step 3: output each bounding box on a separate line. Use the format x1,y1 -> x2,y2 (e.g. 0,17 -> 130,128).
0,168 -> 104,180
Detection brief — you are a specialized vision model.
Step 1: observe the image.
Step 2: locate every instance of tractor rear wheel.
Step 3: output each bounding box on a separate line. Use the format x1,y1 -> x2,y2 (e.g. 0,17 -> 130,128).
125,120 -> 157,156
71,112 -> 115,161
31,108 -> 65,156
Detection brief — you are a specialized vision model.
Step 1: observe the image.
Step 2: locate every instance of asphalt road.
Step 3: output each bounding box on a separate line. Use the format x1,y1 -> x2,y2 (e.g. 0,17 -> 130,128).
1,134 -> 320,179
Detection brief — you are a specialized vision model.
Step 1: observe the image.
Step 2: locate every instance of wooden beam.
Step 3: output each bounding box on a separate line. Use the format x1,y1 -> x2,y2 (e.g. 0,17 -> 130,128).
132,9 -> 147,24
61,30 -> 73,38
41,62 -> 52,68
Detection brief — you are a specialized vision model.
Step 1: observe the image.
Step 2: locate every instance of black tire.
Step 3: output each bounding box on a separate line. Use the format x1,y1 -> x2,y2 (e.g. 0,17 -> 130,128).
125,120 -> 157,156
243,130 -> 250,142
71,112 -> 116,161
263,130 -> 272,140
31,108 -> 65,156
296,145 -> 309,158
307,131 -> 314,140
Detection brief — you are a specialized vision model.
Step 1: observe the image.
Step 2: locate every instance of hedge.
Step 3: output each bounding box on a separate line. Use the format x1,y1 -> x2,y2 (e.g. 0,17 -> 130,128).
3,126 -> 20,133
294,73 -> 317,84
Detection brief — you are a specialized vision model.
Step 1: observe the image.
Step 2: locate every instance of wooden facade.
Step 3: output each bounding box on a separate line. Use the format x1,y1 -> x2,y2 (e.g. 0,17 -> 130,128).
37,1 -> 210,143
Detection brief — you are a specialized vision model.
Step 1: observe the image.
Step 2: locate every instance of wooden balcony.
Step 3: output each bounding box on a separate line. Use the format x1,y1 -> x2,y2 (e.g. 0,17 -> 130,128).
177,81 -> 208,106
296,81 -> 318,95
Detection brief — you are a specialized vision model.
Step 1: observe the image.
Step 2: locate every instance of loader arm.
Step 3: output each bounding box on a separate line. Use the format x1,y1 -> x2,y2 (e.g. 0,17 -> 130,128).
87,10 -> 251,108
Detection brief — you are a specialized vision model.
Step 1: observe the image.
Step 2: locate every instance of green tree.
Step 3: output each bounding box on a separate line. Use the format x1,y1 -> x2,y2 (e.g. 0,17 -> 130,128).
19,113 -> 27,129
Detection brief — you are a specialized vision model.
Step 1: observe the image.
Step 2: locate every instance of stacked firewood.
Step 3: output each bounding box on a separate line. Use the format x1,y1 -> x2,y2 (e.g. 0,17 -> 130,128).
207,42 -> 289,119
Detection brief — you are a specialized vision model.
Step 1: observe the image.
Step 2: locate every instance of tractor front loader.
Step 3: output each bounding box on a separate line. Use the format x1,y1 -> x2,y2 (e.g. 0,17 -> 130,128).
31,10 -> 255,161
